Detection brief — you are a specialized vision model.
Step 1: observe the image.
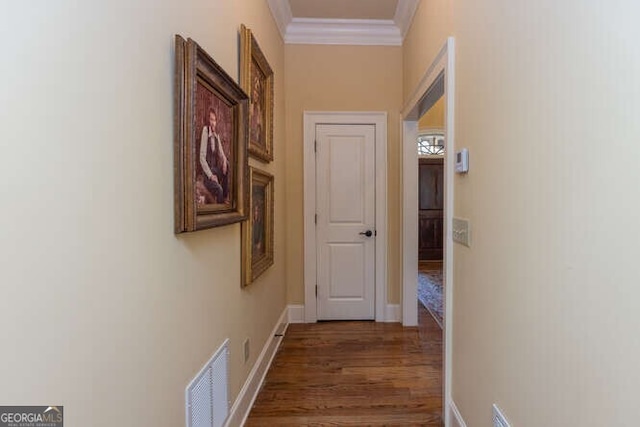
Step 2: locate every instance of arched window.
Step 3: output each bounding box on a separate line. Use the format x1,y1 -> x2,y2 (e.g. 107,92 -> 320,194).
417,132 -> 445,155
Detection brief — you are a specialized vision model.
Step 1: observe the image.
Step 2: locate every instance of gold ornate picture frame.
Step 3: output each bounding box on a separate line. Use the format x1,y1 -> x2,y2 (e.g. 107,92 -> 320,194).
240,25 -> 274,162
242,167 -> 274,286
174,35 -> 249,233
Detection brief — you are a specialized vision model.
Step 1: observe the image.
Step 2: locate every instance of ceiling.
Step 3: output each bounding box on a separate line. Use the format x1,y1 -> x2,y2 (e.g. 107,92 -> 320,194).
267,0 -> 420,46
288,0 -> 399,20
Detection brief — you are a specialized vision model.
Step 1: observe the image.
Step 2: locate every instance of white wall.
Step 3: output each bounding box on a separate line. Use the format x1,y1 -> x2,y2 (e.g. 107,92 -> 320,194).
407,0 -> 640,425
0,1 -> 286,426
404,0 -> 640,426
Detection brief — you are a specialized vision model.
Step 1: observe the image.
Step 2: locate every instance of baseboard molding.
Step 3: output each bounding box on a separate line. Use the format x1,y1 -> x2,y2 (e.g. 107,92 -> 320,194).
287,304 -> 305,323
385,304 -> 401,322
225,306 -> 288,427
289,304 -> 398,323
449,399 -> 467,427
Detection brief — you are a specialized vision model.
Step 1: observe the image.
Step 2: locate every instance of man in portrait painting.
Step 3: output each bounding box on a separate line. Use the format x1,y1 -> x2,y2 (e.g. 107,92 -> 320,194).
252,187 -> 265,258
198,108 -> 229,204
250,69 -> 264,148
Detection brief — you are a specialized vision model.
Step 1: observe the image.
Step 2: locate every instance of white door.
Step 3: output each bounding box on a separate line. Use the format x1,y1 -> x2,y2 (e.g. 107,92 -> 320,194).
316,124 -> 376,320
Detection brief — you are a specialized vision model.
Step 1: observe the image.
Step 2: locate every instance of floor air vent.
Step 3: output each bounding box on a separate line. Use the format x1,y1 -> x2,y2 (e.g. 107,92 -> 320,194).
186,339 -> 229,427
492,404 -> 511,427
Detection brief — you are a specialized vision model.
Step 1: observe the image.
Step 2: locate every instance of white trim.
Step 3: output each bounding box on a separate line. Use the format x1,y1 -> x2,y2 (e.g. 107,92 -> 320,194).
402,38 -> 455,426
287,304 -> 305,324
443,39 -> 456,427
225,307 -> 288,427
385,304 -> 401,322
266,0 -> 292,39
303,111 -> 388,323
266,0 -> 419,46
394,0 -> 420,38
449,399 -> 468,427
402,119 -> 419,327
285,18 -> 402,46
402,44 -> 449,117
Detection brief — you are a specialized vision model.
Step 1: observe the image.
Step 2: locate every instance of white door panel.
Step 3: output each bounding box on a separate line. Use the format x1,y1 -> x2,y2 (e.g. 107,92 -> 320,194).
328,140 -> 366,222
328,244 -> 365,298
316,124 -> 375,320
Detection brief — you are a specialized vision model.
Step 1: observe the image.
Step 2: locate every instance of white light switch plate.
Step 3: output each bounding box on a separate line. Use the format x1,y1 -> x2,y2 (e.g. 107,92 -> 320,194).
452,217 -> 470,247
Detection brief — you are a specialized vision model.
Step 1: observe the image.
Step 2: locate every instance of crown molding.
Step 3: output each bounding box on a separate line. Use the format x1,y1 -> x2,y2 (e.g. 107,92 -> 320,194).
266,0 -> 292,40
285,18 -> 402,46
266,0 -> 418,46
394,0 -> 420,37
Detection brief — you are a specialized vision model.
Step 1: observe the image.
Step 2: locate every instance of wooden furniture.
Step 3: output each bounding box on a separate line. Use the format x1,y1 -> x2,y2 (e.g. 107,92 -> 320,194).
419,158 -> 444,261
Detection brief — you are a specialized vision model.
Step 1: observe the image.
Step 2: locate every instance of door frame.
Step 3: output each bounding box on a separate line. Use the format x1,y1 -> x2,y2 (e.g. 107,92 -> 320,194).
303,112 -> 388,323
401,38 -> 455,425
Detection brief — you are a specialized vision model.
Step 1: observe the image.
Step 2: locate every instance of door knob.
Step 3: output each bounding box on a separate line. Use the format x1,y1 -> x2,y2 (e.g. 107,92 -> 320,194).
359,230 -> 373,237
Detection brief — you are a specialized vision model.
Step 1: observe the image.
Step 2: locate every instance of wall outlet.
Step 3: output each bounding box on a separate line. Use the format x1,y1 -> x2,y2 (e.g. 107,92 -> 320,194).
492,404 -> 511,427
243,338 -> 250,363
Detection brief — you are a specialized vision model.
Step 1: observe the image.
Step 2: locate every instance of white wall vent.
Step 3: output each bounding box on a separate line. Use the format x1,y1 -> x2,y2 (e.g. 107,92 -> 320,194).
492,404 -> 512,427
186,339 -> 230,427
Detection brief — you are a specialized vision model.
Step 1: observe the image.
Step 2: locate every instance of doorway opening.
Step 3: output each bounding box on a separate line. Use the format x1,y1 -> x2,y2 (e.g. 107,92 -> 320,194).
417,92 -> 445,328
402,38 -> 455,425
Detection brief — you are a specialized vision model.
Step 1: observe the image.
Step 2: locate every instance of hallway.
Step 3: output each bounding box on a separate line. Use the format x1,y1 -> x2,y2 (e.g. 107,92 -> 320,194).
246,305 -> 443,426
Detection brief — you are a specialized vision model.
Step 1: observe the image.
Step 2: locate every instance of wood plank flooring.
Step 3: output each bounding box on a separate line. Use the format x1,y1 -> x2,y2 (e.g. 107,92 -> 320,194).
246,305 -> 443,426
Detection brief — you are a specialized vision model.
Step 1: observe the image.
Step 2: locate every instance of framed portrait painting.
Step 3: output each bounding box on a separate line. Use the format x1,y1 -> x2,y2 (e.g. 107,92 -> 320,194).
241,167 -> 274,286
240,25 -> 274,162
174,35 -> 249,233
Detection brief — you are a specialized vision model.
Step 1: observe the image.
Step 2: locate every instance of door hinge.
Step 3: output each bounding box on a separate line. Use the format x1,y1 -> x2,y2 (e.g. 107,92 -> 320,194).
314,214 -> 317,224
314,140 -> 317,153
315,284 -> 318,298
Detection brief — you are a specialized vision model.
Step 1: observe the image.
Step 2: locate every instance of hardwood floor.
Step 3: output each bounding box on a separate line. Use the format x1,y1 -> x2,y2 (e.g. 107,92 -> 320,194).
246,305 -> 443,426
418,260 -> 443,272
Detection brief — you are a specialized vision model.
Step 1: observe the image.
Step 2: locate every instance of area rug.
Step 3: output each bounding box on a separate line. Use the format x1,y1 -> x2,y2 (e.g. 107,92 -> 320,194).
418,270 -> 443,328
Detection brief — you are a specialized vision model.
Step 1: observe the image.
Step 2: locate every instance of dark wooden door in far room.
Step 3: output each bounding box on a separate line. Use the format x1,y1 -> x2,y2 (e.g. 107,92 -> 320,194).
419,158 -> 444,261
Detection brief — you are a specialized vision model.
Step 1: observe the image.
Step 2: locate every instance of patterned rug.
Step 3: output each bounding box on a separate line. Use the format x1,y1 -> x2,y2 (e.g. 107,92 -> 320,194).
418,269 -> 443,328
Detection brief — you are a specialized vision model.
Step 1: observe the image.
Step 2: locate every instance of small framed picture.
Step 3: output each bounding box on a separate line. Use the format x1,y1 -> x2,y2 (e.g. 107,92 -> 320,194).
242,167 -> 274,286
240,25 -> 274,162
174,35 -> 249,232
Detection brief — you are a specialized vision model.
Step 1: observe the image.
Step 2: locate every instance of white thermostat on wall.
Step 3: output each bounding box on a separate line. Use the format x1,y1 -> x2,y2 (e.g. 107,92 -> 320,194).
455,148 -> 469,173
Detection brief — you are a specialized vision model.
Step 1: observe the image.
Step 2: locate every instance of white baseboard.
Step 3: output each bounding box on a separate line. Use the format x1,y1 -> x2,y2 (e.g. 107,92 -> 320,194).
287,304 -> 305,323
385,304 -> 401,322
449,399 -> 467,427
225,306 -> 288,427
289,304 -> 398,323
